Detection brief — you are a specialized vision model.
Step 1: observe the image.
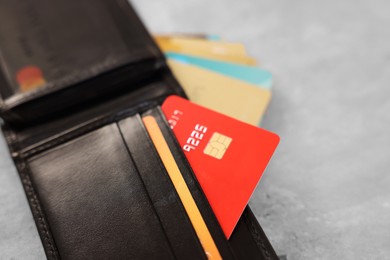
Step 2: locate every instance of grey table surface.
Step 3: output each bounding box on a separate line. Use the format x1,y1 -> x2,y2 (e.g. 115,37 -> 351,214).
1,0 -> 390,259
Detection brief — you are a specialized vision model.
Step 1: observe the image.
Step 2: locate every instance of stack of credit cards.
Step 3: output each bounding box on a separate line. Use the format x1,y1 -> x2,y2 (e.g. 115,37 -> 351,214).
154,34 -> 273,126
155,34 -> 279,243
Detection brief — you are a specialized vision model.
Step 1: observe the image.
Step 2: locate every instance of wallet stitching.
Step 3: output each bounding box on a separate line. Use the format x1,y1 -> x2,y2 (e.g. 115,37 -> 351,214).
3,127 -> 59,260
243,211 -> 272,260
20,162 -> 59,260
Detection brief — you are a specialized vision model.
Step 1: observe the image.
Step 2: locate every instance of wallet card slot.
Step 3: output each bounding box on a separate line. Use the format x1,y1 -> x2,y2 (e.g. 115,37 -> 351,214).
27,123 -> 175,260
146,107 -> 278,260
141,108 -> 237,260
118,114 -> 207,260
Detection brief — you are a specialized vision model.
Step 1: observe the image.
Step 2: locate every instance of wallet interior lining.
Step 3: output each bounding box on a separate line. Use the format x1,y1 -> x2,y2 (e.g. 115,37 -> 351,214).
24,109 -> 237,260
14,105 -> 276,260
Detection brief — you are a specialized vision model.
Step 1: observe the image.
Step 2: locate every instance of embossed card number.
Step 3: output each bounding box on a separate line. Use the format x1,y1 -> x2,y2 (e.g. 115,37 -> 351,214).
183,124 -> 207,152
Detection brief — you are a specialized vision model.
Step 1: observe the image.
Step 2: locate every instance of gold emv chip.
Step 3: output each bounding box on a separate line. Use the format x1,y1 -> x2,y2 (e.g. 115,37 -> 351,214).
203,132 -> 232,159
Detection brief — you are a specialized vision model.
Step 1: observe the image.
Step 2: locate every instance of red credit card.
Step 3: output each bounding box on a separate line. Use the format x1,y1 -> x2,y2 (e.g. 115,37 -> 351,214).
162,95 -> 279,238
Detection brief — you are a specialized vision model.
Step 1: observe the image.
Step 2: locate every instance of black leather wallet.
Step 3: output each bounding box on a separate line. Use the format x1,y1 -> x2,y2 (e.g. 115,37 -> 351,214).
0,0 -> 278,259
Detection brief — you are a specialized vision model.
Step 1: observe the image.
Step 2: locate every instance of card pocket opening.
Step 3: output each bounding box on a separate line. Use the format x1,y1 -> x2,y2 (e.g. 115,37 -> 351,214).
118,114 -> 207,260
139,108 -> 237,260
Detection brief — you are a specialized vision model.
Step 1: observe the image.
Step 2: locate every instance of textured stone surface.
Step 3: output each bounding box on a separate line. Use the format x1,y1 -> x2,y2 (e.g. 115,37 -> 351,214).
1,0 -> 390,259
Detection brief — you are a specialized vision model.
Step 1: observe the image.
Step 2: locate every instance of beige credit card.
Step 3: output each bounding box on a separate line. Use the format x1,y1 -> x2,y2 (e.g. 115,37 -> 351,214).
167,59 -> 271,125
155,36 -> 257,65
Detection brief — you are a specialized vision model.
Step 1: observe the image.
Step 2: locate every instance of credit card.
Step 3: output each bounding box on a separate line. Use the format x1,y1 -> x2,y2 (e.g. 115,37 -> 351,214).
162,96 -> 279,238
154,36 -> 257,65
154,33 -> 222,41
16,66 -> 47,92
142,115 -> 222,260
166,52 -> 272,89
167,59 -> 271,125
155,36 -> 247,56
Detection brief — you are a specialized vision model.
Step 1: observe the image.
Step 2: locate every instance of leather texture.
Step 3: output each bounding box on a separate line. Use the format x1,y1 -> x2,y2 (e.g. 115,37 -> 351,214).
0,0 -> 279,259
0,0 -> 164,126
119,115 -> 208,260
28,124 -> 175,260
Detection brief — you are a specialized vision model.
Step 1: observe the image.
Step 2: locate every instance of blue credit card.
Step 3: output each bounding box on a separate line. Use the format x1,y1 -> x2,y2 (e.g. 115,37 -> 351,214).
206,34 -> 222,41
165,52 -> 272,89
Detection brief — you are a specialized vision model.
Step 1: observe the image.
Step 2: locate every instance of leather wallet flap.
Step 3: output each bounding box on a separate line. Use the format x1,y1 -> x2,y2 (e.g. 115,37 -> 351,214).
0,0 -> 164,125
